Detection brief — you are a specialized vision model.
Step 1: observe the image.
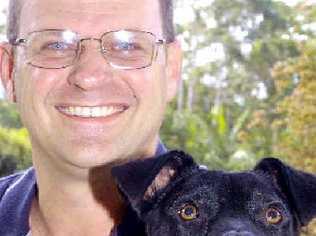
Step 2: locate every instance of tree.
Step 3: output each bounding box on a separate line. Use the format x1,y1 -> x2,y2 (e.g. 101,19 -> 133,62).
0,100 -> 23,128
0,126 -> 32,172
162,0 -> 301,170
273,40 -> 316,171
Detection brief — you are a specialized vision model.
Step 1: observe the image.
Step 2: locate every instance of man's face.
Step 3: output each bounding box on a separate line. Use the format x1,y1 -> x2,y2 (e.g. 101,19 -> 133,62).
9,0 -> 181,170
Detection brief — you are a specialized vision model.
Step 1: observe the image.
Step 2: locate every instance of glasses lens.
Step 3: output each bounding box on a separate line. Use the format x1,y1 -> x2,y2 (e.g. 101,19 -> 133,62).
101,30 -> 155,69
25,30 -> 79,69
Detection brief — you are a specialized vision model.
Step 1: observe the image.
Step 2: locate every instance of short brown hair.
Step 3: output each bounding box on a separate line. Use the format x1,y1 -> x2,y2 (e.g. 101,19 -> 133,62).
6,0 -> 175,44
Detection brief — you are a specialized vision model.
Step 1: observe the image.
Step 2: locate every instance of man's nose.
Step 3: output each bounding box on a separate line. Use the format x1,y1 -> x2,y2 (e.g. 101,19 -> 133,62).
66,39 -> 114,91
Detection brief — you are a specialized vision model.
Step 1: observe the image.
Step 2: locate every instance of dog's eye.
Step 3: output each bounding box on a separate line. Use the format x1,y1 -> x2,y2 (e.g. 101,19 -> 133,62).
178,204 -> 198,221
265,207 -> 283,224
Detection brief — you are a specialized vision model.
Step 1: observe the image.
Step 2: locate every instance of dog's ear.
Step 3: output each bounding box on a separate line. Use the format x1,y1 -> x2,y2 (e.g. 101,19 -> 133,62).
111,150 -> 197,215
254,157 -> 316,226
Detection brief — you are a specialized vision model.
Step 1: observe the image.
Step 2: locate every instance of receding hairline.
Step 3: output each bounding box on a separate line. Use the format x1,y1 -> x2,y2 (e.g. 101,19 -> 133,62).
7,0 -> 175,43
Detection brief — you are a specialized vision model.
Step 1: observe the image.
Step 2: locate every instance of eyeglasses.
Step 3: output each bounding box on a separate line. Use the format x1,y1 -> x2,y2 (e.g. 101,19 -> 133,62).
13,29 -> 166,70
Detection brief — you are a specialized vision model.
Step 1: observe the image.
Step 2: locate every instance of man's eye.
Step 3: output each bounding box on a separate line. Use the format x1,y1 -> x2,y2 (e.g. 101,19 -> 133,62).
115,42 -> 141,51
44,42 -> 71,50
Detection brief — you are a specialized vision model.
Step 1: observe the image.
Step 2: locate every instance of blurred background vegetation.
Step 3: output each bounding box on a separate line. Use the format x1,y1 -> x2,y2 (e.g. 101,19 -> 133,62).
0,0 -> 315,233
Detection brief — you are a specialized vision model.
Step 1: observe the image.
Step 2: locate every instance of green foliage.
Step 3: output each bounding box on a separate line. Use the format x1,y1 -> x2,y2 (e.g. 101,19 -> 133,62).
0,101 -> 31,175
0,126 -> 32,170
273,40 -> 316,172
163,0 -> 309,171
0,100 -> 23,128
161,103 -> 256,171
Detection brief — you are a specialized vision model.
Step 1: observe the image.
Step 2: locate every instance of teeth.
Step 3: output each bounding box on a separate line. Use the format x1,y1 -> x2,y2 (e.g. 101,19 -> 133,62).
58,106 -> 125,118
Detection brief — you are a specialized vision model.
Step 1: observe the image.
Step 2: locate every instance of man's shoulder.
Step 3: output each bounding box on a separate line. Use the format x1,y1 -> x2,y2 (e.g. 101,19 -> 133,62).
0,168 -> 35,201
0,168 -> 36,235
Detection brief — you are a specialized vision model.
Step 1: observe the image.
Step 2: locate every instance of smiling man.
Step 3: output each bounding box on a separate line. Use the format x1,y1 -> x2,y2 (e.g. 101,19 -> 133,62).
0,0 -> 182,235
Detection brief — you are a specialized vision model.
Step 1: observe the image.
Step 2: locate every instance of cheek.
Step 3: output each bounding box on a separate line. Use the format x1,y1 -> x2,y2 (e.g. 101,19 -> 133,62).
14,65 -> 64,122
127,65 -> 167,102
14,67 -> 37,116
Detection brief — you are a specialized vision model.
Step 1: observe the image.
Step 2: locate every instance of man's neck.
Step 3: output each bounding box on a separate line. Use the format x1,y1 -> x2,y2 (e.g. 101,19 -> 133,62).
30,164 -> 126,236
28,138 -> 162,235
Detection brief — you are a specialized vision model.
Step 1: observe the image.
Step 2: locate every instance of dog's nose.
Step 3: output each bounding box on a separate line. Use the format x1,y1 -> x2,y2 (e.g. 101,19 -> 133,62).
222,230 -> 255,236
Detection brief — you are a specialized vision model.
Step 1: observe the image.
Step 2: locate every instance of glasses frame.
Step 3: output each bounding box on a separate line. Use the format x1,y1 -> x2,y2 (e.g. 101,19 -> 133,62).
12,29 -> 166,70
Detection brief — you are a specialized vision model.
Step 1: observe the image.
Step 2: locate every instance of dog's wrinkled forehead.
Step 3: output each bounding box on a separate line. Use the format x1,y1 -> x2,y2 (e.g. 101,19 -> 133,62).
149,169 -> 291,236
169,170 -> 284,210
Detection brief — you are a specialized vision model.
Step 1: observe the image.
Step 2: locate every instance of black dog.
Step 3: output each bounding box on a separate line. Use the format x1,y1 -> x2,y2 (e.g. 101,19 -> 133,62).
112,150 -> 316,236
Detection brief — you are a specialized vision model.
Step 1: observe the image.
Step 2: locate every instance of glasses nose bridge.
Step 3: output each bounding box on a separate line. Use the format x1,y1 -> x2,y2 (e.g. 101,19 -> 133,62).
79,37 -> 103,52
77,37 -> 104,62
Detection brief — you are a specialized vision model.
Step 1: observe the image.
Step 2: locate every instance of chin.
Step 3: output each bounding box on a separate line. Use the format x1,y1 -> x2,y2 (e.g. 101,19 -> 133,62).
63,150 -> 120,169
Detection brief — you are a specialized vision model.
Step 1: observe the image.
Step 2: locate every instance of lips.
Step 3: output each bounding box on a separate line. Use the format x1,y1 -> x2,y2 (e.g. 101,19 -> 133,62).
56,105 -> 128,118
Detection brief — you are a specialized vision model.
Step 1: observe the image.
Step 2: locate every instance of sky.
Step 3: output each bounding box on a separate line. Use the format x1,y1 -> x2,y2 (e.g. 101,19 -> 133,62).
0,0 -> 7,16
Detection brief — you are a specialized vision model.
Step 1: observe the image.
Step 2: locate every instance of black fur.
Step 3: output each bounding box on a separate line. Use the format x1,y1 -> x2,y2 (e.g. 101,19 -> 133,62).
112,150 -> 316,236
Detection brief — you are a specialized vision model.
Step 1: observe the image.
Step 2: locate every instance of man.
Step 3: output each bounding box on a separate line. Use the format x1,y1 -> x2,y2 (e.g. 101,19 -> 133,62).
0,0 -> 182,235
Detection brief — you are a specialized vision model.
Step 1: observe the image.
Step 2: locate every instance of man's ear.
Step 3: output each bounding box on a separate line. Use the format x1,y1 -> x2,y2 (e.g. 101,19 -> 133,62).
254,157 -> 316,226
111,150 -> 196,216
0,43 -> 15,103
166,39 -> 182,102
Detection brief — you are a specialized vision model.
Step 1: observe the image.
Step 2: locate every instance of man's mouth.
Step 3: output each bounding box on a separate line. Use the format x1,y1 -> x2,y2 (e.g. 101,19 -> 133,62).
56,105 -> 127,118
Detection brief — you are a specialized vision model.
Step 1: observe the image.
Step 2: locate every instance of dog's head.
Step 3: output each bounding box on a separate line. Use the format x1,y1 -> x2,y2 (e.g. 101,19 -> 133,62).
112,151 -> 316,236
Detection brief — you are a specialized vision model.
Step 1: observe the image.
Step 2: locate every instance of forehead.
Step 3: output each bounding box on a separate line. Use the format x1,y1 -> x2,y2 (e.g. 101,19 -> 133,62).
178,171 -> 280,202
19,0 -> 162,37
